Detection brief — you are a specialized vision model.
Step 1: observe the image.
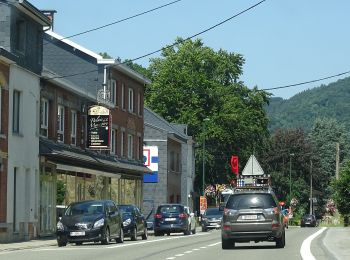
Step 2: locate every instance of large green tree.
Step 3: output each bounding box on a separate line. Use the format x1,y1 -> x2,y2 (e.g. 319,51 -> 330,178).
144,38 -> 270,190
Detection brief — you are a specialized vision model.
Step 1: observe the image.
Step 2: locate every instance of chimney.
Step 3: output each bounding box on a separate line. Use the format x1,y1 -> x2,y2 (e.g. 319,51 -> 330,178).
41,10 -> 57,31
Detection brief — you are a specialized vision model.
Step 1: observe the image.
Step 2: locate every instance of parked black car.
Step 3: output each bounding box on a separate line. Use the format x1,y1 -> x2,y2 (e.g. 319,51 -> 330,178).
154,204 -> 196,236
300,214 -> 317,227
56,200 -> 124,246
201,207 -> 223,232
118,204 -> 148,240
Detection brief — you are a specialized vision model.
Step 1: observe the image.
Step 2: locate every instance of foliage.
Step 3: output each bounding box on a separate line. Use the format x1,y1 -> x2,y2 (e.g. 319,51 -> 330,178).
266,76 -> 350,132
56,180 -> 66,205
123,59 -> 152,79
144,37 -> 270,191
99,52 -> 113,59
332,160 -> 350,216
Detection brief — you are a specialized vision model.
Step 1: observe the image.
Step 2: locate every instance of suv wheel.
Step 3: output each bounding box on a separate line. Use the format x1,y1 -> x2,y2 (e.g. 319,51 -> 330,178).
276,230 -> 285,248
116,227 -> 124,243
101,227 -> 110,245
222,238 -> 234,249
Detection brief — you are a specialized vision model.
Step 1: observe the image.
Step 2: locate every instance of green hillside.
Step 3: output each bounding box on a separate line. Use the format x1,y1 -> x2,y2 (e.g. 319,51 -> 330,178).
266,76 -> 350,132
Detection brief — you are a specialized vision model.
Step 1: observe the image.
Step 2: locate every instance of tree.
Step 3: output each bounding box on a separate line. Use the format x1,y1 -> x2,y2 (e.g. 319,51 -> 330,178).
332,160 -> 350,226
145,37 -> 270,189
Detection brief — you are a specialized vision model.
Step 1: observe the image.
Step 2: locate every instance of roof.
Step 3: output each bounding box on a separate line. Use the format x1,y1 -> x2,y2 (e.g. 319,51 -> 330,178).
144,107 -> 191,142
15,0 -> 51,27
45,31 -> 150,85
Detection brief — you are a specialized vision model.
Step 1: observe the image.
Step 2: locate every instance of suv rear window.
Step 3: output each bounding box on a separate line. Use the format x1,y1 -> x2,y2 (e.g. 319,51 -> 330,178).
226,194 -> 277,210
157,205 -> 183,214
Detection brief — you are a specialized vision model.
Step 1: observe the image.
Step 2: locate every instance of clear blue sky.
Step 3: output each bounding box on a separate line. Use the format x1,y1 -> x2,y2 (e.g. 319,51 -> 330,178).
30,0 -> 350,99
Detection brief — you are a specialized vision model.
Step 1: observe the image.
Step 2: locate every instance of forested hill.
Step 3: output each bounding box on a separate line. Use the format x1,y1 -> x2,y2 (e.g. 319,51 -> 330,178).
266,76 -> 350,132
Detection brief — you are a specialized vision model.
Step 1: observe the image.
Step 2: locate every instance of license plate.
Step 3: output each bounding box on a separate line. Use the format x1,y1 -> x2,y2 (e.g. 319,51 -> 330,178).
241,215 -> 257,220
210,223 -> 218,226
165,218 -> 176,221
70,231 -> 85,236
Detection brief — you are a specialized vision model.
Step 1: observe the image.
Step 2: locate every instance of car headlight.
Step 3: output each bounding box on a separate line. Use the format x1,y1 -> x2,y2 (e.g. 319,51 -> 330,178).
123,218 -> 131,227
93,219 -> 105,228
57,221 -> 64,231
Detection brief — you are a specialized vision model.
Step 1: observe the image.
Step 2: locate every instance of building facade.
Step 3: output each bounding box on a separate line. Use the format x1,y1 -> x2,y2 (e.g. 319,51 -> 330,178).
143,107 -> 195,217
0,0 -> 51,242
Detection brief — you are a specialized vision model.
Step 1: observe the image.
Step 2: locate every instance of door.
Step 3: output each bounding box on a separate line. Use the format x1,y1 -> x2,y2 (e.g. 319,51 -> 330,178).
40,174 -> 56,235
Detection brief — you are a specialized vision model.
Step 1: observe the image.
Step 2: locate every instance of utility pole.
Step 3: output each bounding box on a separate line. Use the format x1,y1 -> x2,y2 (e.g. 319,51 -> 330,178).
310,160 -> 313,215
202,118 -> 209,196
335,142 -> 340,180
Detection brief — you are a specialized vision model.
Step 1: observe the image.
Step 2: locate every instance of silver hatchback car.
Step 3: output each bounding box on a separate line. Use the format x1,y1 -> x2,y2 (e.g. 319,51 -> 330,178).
221,188 -> 285,249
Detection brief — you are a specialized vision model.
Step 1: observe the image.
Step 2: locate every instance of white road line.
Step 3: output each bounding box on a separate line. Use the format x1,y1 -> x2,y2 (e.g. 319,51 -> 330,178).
200,246 -> 207,249
193,248 -> 200,251
208,242 -> 221,247
166,258 -> 176,260
300,227 -> 327,260
184,250 -> 192,253
175,253 -> 184,256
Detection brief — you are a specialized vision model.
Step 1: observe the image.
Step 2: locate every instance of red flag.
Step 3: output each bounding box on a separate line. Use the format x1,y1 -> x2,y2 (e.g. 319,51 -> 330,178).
230,155 -> 239,174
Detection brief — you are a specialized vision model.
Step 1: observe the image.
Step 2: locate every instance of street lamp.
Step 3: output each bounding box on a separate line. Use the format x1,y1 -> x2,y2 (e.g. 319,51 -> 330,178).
289,153 -> 295,201
202,118 -> 210,196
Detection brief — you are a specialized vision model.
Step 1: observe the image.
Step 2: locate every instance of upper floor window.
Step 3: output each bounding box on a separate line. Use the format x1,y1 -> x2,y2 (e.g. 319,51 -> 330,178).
71,110 -> 77,145
137,92 -> 142,116
137,136 -> 141,160
127,134 -> 134,159
12,90 -> 20,134
121,83 -> 125,110
108,79 -> 117,106
40,98 -> 49,137
128,88 -> 134,113
15,20 -> 26,53
111,128 -> 116,155
0,87 -> 2,134
57,105 -> 64,142
121,130 -> 125,157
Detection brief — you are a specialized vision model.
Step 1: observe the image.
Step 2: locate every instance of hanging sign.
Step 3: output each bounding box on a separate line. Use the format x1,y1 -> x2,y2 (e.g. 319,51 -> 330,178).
87,105 -> 110,149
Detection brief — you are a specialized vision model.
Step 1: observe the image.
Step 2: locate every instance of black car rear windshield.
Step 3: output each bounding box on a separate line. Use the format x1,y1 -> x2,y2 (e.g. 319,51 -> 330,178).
226,194 -> 277,210
157,205 -> 183,214
204,208 -> 220,215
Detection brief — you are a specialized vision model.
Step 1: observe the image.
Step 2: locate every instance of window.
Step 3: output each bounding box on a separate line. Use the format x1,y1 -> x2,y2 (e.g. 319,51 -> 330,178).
137,136 -> 141,160
71,110 -> 77,145
15,20 -> 26,52
137,92 -> 142,116
127,134 -> 134,159
121,131 -> 125,157
128,88 -> 134,113
111,128 -> 116,155
40,98 -> 49,137
57,105 -> 64,142
12,90 -> 20,134
170,151 -> 175,171
108,79 -> 117,106
0,87 -> 2,133
121,83 -> 125,110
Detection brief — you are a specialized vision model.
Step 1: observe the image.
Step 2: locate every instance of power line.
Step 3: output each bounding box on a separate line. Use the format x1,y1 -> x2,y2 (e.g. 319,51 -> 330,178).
44,0 -> 182,44
46,0 -> 266,80
261,70 -> 350,91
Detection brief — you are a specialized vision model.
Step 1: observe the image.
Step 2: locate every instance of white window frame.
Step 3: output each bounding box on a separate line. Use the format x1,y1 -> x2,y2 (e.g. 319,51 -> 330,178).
40,98 -> 49,137
121,83 -> 125,110
137,92 -> 142,116
57,105 -> 65,142
128,88 -> 134,113
127,134 -> 134,159
0,87 -> 2,134
111,128 -> 116,155
121,130 -> 125,157
12,90 -> 20,134
71,110 -> 77,145
108,79 -> 117,106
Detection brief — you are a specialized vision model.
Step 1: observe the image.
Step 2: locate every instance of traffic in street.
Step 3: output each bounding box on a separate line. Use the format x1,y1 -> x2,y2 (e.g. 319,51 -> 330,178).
0,227 -> 337,260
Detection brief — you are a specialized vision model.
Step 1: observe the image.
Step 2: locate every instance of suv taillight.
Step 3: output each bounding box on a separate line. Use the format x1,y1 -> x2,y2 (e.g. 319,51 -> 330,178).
154,213 -> 162,219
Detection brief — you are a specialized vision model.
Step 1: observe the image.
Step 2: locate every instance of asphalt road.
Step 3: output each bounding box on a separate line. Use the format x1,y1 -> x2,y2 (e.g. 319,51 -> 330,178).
1,227 -> 332,260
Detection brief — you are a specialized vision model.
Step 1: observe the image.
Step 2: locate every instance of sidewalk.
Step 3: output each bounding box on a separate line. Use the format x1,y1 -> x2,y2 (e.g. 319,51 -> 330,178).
0,237 -> 57,252
323,227 -> 350,260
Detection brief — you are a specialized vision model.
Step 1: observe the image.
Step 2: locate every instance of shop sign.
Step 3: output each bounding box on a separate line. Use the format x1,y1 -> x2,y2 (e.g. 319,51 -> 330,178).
87,105 -> 110,149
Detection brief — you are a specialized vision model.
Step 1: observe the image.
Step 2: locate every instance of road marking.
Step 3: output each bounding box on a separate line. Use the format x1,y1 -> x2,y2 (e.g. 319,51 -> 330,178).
200,246 -> 207,249
166,258 -> 176,260
165,242 -> 221,259
184,250 -> 192,253
175,253 -> 184,256
300,227 -> 327,260
193,248 -> 200,251
208,242 -> 220,247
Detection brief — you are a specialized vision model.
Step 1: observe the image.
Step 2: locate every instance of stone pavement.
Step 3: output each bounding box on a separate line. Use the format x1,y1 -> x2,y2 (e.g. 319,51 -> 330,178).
0,227 -> 349,259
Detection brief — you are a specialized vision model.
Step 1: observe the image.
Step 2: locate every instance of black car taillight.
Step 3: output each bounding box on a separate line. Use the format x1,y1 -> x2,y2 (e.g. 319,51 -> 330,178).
154,213 -> 162,219
179,213 -> 187,218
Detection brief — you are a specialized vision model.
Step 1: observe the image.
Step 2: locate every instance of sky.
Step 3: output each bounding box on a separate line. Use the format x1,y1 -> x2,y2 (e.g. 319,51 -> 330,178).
30,0 -> 350,99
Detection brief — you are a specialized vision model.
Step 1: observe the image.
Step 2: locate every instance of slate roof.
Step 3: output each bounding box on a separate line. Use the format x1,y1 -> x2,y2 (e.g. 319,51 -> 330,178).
144,107 -> 191,142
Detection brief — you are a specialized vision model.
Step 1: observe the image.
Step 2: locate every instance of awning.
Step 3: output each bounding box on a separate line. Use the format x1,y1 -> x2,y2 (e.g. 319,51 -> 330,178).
40,138 -> 149,177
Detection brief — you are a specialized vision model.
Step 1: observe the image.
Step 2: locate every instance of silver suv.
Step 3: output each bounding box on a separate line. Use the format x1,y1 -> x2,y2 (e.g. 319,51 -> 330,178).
221,188 -> 285,249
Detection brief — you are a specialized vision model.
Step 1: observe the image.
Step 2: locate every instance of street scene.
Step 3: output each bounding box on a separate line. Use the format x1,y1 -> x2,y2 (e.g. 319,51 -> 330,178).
1,1 -> 350,260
